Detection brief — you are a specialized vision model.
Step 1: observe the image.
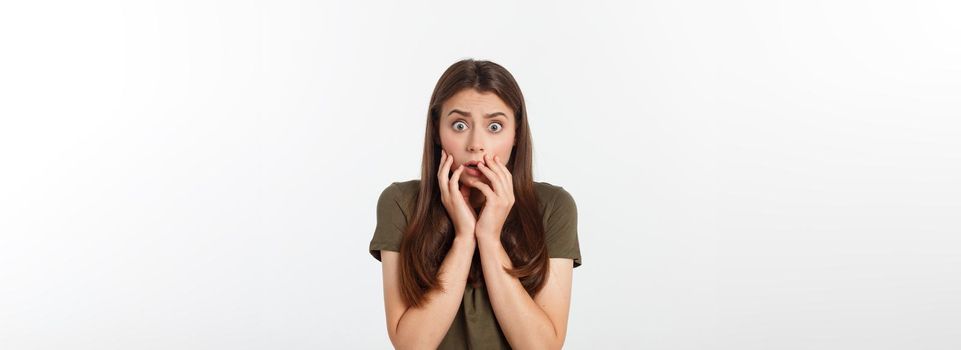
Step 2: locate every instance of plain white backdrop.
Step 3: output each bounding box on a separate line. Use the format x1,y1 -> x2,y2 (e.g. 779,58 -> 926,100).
1,0 -> 959,349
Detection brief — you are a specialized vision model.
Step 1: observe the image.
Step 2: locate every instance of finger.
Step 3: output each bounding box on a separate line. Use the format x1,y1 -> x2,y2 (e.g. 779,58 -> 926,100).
451,167 -> 473,213
494,156 -> 514,196
437,150 -> 451,201
484,153 -> 509,190
468,180 -> 496,201
475,161 -> 503,195
483,154 -> 505,184
494,154 -> 513,183
450,164 -> 465,199
437,150 -> 447,178
459,184 -> 477,219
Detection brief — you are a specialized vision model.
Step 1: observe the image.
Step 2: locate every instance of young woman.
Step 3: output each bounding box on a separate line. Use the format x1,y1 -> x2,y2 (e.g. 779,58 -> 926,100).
368,59 -> 582,349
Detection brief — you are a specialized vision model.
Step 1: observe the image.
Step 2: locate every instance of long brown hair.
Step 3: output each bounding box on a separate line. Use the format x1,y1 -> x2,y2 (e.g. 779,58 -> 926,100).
397,59 -> 549,308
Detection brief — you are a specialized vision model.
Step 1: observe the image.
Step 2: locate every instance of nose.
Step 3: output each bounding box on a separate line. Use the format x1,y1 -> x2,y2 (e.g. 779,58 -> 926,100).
467,131 -> 485,152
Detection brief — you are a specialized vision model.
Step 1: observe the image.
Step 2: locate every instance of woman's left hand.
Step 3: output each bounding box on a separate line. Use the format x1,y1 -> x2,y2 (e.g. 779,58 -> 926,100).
470,153 -> 515,242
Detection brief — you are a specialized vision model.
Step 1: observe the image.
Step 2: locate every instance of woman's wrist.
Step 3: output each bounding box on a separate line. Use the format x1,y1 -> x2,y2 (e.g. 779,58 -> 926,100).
452,234 -> 476,248
474,234 -> 501,247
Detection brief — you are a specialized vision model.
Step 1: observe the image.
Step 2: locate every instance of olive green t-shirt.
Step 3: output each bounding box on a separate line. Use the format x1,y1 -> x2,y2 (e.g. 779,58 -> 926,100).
369,179 -> 581,349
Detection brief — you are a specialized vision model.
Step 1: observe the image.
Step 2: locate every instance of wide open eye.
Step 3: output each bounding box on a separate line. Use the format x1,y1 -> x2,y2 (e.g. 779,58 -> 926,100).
489,122 -> 503,133
452,121 -> 467,131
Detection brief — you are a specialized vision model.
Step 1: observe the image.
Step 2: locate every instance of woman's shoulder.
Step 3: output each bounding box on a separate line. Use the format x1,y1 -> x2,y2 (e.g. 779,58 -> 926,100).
381,179 -> 571,208
380,179 -> 420,204
384,179 -> 420,193
535,181 -> 581,266
534,181 -> 573,199
533,181 -> 576,211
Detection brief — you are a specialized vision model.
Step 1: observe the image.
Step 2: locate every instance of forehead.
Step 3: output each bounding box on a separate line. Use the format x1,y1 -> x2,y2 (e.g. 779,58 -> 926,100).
442,89 -> 513,118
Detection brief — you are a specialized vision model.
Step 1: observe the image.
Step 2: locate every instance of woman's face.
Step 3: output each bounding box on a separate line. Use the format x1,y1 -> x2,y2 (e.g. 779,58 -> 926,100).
438,88 -> 516,185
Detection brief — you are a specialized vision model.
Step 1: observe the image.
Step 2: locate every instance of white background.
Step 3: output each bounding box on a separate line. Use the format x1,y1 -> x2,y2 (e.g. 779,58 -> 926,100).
1,0 -> 959,349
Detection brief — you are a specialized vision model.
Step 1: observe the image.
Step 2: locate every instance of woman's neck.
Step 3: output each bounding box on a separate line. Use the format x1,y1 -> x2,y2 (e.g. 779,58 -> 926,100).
468,188 -> 486,209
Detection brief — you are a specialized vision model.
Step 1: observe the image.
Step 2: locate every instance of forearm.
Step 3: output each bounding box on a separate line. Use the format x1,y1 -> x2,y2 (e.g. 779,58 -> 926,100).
477,236 -> 560,350
392,236 -> 474,349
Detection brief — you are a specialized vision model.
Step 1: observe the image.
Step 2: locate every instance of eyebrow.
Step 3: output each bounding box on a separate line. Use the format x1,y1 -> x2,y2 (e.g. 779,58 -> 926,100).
447,109 -> 507,119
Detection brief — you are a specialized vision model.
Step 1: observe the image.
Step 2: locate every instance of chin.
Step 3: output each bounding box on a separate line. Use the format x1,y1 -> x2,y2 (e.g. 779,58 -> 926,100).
459,175 -> 488,184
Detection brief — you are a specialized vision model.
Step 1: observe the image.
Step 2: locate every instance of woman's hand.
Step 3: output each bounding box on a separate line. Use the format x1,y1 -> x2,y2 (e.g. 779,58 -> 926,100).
438,149 -> 477,238
469,154 -> 515,242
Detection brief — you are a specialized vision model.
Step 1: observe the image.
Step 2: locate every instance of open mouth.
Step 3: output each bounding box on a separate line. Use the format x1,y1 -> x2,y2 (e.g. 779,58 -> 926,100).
464,160 -> 483,169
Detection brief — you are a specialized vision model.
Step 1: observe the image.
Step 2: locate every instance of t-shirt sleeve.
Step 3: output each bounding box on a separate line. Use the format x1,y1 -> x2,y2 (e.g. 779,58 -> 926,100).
544,186 -> 582,268
369,183 -> 408,262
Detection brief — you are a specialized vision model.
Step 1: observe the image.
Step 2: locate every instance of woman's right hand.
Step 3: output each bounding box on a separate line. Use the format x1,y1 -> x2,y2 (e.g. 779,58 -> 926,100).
438,149 -> 477,238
